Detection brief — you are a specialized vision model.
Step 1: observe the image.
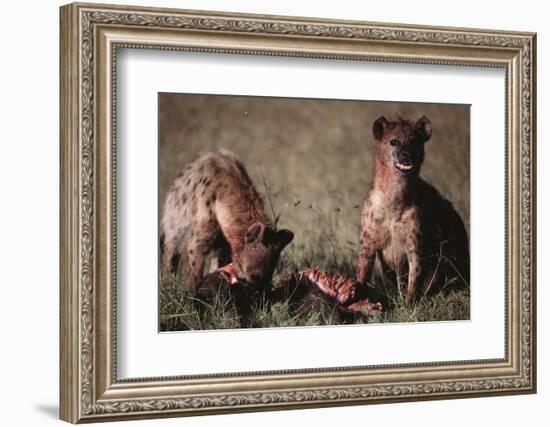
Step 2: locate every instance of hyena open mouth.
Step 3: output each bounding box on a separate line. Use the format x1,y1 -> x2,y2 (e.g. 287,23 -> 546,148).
393,160 -> 415,173
393,147 -> 417,173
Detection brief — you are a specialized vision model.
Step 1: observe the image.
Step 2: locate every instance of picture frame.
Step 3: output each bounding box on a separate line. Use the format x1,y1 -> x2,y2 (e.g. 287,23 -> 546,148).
59,2 -> 536,423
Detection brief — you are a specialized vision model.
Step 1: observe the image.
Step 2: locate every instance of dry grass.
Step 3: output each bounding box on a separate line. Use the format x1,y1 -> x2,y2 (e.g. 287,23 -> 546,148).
159,94 -> 470,331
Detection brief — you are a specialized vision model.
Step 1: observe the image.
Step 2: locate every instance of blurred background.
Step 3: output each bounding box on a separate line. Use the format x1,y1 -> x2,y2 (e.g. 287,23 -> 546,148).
159,93 -> 470,275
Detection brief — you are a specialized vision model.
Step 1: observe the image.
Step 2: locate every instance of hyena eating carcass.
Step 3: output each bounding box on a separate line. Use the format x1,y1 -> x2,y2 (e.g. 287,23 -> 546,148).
160,149 -> 294,295
357,115 -> 469,308
198,265 -> 383,325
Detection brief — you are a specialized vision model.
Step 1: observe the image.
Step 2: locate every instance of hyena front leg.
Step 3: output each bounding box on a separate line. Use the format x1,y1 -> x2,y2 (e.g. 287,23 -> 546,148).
374,252 -> 392,288
405,237 -> 422,309
161,236 -> 181,277
357,235 -> 376,285
208,237 -> 232,273
184,243 -> 206,296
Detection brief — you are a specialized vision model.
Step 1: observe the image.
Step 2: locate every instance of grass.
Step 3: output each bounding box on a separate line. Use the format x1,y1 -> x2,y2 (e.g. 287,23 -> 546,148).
159,194 -> 470,332
158,94 -> 471,332
159,253 -> 470,332
160,276 -> 354,331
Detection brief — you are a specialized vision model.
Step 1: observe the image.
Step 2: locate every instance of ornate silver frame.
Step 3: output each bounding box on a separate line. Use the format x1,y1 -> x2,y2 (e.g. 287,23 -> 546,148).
60,2 -> 536,423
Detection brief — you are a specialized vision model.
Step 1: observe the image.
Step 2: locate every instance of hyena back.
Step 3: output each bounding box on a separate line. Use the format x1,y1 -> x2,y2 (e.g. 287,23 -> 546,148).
357,115 -> 469,308
160,149 -> 294,295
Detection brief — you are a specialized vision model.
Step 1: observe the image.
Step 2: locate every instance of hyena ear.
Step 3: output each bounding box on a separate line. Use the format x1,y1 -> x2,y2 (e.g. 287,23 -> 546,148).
275,229 -> 294,250
416,116 -> 432,143
372,116 -> 389,141
245,222 -> 266,244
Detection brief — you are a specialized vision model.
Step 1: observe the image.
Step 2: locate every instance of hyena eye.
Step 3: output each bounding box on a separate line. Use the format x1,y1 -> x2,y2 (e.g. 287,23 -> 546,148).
390,139 -> 401,147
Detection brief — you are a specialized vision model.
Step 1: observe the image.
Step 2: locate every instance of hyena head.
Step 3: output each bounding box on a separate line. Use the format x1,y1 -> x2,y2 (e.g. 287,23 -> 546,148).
372,115 -> 432,176
234,222 -> 294,289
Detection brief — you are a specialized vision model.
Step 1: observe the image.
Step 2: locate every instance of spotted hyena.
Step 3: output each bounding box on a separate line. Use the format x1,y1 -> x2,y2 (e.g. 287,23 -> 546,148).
160,149 -> 294,295
356,115 -> 469,308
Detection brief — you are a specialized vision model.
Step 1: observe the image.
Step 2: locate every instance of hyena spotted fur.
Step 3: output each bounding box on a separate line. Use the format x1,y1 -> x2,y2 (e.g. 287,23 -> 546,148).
357,115 -> 469,308
160,149 -> 294,295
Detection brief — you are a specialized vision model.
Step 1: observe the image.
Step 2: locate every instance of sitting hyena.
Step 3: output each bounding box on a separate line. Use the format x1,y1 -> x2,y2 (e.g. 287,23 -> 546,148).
357,115 -> 469,308
160,149 -> 294,295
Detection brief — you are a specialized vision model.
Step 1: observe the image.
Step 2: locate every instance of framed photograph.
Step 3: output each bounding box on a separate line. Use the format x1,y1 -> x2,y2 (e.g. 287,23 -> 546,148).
60,2 -> 536,423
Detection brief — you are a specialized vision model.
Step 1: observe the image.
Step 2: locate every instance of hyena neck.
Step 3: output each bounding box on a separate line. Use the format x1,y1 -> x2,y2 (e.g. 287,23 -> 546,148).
373,160 -> 419,212
239,190 -> 274,232
225,213 -> 273,254
217,193 -> 273,254
248,202 -> 273,230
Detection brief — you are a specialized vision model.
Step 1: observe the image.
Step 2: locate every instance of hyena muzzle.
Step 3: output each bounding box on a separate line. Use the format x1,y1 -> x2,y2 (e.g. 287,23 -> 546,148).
356,115 -> 469,308
160,149 -> 294,295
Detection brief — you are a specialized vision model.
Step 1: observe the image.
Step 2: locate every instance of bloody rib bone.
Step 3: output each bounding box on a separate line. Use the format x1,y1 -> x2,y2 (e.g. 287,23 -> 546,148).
301,268 -> 355,305
300,268 -> 382,312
